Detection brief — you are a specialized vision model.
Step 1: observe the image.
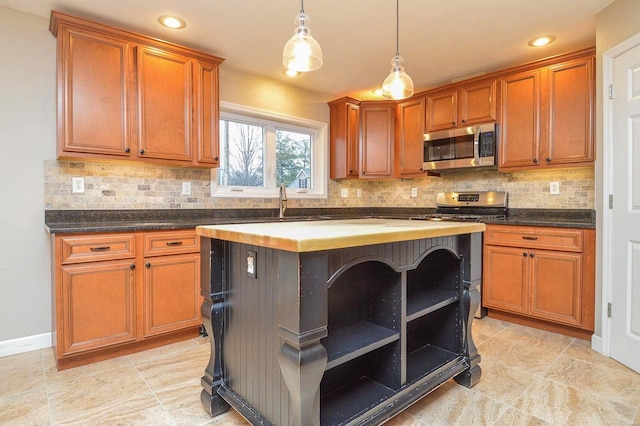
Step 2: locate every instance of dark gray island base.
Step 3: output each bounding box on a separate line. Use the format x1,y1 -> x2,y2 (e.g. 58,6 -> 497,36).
196,219 -> 483,425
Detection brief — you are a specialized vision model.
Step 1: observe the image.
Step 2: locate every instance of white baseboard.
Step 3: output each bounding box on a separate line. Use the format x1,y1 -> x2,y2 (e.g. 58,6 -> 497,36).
0,333 -> 52,358
591,333 -> 605,355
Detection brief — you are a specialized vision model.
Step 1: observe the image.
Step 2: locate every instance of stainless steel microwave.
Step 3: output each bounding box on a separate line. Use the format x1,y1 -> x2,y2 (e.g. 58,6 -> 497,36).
423,123 -> 497,171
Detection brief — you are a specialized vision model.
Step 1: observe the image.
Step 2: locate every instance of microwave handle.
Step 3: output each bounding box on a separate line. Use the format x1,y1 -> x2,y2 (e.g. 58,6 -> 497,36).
473,126 -> 480,165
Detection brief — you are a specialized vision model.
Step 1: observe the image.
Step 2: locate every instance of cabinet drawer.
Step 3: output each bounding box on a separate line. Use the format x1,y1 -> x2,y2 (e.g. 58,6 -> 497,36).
485,225 -> 583,252
144,230 -> 199,256
60,234 -> 136,264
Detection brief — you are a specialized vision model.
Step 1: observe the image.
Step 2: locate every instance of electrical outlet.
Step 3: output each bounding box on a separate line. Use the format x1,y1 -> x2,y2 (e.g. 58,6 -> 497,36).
340,188 -> 349,198
247,250 -> 257,279
411,187 -> 418,198
182,181 -> 192,196
72,177 -> 84,194
550,181 -> 560,195
356,188 -> 362,198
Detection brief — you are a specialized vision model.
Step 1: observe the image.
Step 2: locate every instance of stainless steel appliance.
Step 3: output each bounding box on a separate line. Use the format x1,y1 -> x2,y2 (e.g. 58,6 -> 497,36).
412,191 -> 508,318
423,123 -> 497,171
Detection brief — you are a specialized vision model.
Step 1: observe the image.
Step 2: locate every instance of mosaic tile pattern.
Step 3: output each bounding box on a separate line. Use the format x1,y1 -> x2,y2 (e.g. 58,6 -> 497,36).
1,318 -> 637,425
44,160 -> 595,211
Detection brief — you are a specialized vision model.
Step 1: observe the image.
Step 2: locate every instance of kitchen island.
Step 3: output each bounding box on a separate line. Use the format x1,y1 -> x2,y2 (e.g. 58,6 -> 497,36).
196,218 -> 484,425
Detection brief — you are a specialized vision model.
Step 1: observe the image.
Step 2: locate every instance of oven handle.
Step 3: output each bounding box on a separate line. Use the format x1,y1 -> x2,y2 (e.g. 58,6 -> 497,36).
473,126 -> 480,165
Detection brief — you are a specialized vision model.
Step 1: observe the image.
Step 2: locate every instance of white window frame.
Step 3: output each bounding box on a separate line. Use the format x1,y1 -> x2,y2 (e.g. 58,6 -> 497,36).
211,101 -> 328,199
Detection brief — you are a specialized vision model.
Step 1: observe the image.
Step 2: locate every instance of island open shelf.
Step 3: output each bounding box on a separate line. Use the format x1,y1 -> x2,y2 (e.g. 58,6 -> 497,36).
196,219 -> 483,425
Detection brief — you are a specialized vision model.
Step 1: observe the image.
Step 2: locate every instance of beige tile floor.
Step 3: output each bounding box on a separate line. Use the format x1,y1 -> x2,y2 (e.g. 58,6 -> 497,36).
1,317 -> 639,425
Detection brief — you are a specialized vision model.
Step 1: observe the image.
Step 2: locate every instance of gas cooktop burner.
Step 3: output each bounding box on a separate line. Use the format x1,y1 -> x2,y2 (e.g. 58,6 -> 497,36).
412,191 -> 508,222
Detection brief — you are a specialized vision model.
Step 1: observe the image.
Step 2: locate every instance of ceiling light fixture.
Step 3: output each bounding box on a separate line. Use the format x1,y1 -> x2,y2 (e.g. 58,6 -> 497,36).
282,0 -> 323,72
382,0 -> 414,100
528,35 -> 556,47
157,15 -> 186,29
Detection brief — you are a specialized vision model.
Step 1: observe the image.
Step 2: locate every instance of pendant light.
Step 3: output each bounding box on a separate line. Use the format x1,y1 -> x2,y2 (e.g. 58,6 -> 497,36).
282,0 -> 323,72
382,0 -> 414,100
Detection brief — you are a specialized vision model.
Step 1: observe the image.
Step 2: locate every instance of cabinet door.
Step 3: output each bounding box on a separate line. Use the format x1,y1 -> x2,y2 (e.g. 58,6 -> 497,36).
459,80 -> 497,126
396,98 -> 426,177
360,102 -> 394,178
546,57 -> 594,166
136,46 -> 193,162
57,26 -> 132,157
483,245 -> 529,314
529,250 -> 583,326
499,70 -> 542,170
194,59 -> 220,166
329,99 -> 360,179
143,253 -> 201,337
426,89 -> 458,132
60,261 -> 136,355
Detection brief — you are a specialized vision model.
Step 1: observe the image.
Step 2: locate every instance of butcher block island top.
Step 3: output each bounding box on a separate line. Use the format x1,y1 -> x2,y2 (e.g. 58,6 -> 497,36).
195,218 -> 486,252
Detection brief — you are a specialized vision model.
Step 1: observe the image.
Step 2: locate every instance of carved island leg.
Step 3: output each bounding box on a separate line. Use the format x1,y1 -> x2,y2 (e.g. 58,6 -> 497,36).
454,281 -> 481,387
200,238 -> 231,416
277,251 -> 328,426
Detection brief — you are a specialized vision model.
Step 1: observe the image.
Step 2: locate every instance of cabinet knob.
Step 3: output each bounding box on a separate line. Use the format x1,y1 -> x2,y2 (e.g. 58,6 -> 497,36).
145,262 -> 151,268
452,121 -> 456,126
124,147 -> 130,153
523,252 -> 528,257
529,253 -> 535,258
546,157 -> 552,162
349,170 -> 353,174
214,156 -> 219,161
461,119 -> 466,124
533,158 -> 539,163
139,149 -> 145,155
419,167 -> 423,171
130,263 -> 135,270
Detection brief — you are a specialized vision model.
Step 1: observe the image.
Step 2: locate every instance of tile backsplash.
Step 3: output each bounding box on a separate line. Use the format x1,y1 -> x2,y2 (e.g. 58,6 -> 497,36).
44,160 -> 594,210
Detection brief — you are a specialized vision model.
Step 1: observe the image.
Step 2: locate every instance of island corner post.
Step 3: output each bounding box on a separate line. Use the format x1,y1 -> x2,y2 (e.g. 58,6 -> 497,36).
196,220 -> 483,425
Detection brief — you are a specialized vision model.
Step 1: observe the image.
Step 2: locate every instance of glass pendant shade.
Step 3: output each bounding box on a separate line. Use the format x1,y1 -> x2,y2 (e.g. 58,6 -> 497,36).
382,55 -> 414,100
282,12 -> 323,72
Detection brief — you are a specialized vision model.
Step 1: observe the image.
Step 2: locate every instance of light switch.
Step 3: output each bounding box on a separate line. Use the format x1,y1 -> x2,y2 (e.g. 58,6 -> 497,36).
340,188 -> 349,198
182,181 -> 192,195
550,182 -> 560,195
411,187 -> 418,198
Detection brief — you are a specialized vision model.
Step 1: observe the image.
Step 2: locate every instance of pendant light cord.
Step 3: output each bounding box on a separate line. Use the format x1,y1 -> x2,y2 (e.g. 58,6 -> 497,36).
395,0 -> 399,56
301,0 -> 305,14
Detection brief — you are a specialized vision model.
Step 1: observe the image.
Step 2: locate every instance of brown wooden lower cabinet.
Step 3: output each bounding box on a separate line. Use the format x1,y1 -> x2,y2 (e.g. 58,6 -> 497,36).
482,224 -> 595,339
52,229 -> 201,369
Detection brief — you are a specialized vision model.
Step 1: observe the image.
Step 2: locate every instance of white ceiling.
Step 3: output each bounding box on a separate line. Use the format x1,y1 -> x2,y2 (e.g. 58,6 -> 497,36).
1,0 -> 614,100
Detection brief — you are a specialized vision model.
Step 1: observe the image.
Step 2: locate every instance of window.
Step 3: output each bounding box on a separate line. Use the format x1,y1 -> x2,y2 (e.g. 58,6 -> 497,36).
212,102 -> 328,199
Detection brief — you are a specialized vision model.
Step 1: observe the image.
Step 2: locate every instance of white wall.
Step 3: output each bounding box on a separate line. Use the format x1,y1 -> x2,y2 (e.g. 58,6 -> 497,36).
0,7 -> 56,346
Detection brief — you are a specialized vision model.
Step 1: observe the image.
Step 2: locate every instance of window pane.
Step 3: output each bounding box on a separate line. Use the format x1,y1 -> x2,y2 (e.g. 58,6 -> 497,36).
276,129 -> 312,189
218,120 -> 265,187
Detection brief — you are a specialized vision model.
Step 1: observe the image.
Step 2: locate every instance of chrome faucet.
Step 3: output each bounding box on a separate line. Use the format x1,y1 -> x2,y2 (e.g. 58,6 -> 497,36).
279,183 -> 288,218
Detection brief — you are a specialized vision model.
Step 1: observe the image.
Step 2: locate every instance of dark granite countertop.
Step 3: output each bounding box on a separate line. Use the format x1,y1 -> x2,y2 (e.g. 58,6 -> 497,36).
44,207 -> 595,234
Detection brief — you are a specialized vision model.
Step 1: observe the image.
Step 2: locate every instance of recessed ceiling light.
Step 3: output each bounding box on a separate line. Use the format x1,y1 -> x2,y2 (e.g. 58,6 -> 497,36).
157,15 -> 187,29
528,35 -> 556,47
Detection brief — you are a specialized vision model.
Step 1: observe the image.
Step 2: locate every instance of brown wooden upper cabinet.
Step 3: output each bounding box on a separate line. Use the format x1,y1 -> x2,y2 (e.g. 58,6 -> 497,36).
426,79 -> 497,132
395,97 -> 427,177
359,102 -> 395,179
49,11 -> 224,168
329,97 -> 360,179
499,55 -> 594,171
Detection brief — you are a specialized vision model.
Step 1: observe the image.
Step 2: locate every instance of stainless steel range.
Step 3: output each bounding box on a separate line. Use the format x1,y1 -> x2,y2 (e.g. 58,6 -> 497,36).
413,191 -> 508,319
412,191 -> 508,222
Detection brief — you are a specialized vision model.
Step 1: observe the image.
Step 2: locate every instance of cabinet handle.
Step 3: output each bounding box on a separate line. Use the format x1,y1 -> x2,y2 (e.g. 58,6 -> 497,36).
139,149 -> 145,155
533,158 -> 539,163
522,236 -> 538,240
145,262 -> 151,268
419,167 -> 424,171
214,156 -> 219,161
461,119 -> 466,124
130,263 -> 135,270
90,246 -> 111,252
546,157 -> 552,162
166,241 -> 183,246
124,147 -> 130,153
523,252 -> 528,257
452,121 -> 456,126
529,253 -> 536,257
349,170 -> 353,174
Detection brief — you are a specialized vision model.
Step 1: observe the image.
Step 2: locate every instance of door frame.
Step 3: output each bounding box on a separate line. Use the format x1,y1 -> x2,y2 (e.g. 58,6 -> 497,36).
599,30 -> 640,356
